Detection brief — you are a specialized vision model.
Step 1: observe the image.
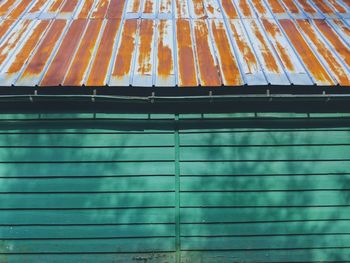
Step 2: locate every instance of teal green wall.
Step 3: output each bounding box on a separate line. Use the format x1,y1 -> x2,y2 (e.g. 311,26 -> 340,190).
0,113 -> 349,262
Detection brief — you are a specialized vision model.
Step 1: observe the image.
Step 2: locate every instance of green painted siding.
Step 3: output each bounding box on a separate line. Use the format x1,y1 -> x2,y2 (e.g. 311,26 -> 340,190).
0,114 -> 349,262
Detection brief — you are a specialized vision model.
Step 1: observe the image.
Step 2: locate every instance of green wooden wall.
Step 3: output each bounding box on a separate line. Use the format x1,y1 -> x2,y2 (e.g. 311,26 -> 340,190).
0,113 -> 349,262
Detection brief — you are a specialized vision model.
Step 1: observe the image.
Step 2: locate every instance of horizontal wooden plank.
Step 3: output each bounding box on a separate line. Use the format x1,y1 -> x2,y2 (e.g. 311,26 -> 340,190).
0,147 -> 174,162
181,174 -> 350,191
181,235 -> 350,250
0,192 -> 175,209
181,220 -> 350,236
180,161 -> 350,175
0,208 -> 175,225
0,133 -> 174,147
180,130 -> 350,146
181,191 -> 350,207
0,162 -> 174,177
181,207 -> 350,223
0,176 -> 175,193
181,249 -> 350,262
180,145 -> 350,161
0,224 -> 175,239
0,253 -> 176,263
0,238 -> 175,253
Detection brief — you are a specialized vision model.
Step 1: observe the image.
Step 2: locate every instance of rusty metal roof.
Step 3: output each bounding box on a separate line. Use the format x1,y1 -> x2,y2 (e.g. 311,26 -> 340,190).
0,0 -> 349,88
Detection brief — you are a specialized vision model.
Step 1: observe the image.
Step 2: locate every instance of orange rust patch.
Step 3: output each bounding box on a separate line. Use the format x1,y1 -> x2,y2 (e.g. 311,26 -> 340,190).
296,0 -> 316,14
176,19 -> 197,86
175,0 -> 188,17
60,0 -> 79,13
312,0 -> 334,14
21,20 -> 67,77
87,19 -> 121,86
251,20 -> 279,73
315,20 -> 350,68
157,21 -> 173,78
137,19 -> 154,75
344,0 -> 350,8
143,0 -> 154,13
262,19 -> 294,72
7,20 -> 50,74
297,20 -> 350,86
192,0 -> 206,18
251,0 -> 267,15
7,0 -> 32,19
193,20 -> 221,86
0,20 -> 14,39
41,19 -> 87,86
221,0 -> 238,18
160,0 -> 171,13
64,20 -> 103,86
334,19 -> 350,37
91,0 -> 109,18
229,21 -> 258,74
279,19 -> 334,84
131,0 -> 141,13
28,0 -> 47,13
107,0 -> 126,18
112,19 -> 137,78
266,0 -> 285,13
281,0 -> 299,13
329,0 -> 347,13
211,20 -> 241,86
78,0 -> 94,18
49,0 -> 65,12
0,0 -> 17,16
238,0 -> 252,17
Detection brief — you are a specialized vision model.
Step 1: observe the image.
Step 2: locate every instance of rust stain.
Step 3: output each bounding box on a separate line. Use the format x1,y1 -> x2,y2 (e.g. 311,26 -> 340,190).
160,0 -> 172,13
229,21 -> 258,74
280,19 -> 334,84
315,20 -> 350,68
221,0 -> 238,18
60,0 -> 79,13
334,19 -> 350,37
0,0 -> 17,17
251,0 -> 267,15
296,0 -> 316,14
0,19 -> 14,40
194,20 -> 221,86
281,0 -> 299,14
297,20 -> 350,86
266,0 -> 286,14
0,20 -> 32,65
175,0 -> 188,17
41,19 -> 87,86
251,20 -> 279,73
192,0 -> 206,18
311,0 -> 334,14
49,0 -> 65,12
211,20 -> 241,86
238,0 -> 252,17
20,20 -> 67,77
87,19 -> 121,86
176,19 -> 197,86
143,0 -> 154,13
262,19 -> 294,71
112,19 -> 137,79
64,20 -> 103,86
157,20 -> 173,78
137,19 -> 154,75
328,0 -> 346,13
7,20 -> 50,74
91,0 -> 109,18
7,0 -> 32,19
131,0 -> 141,13
107,0 -> 126,18
28,0 -> 47,13
78,0 -> 94,18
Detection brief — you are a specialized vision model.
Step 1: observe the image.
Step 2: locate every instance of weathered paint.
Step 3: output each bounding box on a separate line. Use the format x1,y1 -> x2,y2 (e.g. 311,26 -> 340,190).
250,0 -> 268,17
221,0 -> 239,19
0,19 -> 14,40
237,0 -> 253,17
296,0 -> 317,15
329,0 -> 347,13
266,0 -> 286,14
189,0 -> 207,19
176,19 -> 197,86
87,19 -> 121,86
297,19 -> 350,86
280,19 -> 334,85
211,19 -> 242,86
157,20 -> 174,86
59,0 -> 79,18
107,0 -> 126,18
0,0 -> 17,17
281,0 -> 300,14
126,0 -> 141,16
91,0 -> 110,19
48,0 -> 65,13
333,19 -> 350,40
205,0 -> 222,18
28,0 -> 47,14
311,0 -> 334,14
7,0 -> 32,19
142,0 -> 155,14
159,0 -> 172,16
41,19 -> 87,86
175,0 -> 189,18
314,19 -> 350,68
110,19 -> 138,85
64,19 -> 103,86
77,0 -> 94,18
193,19 -> 221,86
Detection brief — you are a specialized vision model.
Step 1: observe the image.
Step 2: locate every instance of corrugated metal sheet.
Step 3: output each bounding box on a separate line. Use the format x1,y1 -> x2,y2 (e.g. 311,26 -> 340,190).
0,0 -> 349,87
